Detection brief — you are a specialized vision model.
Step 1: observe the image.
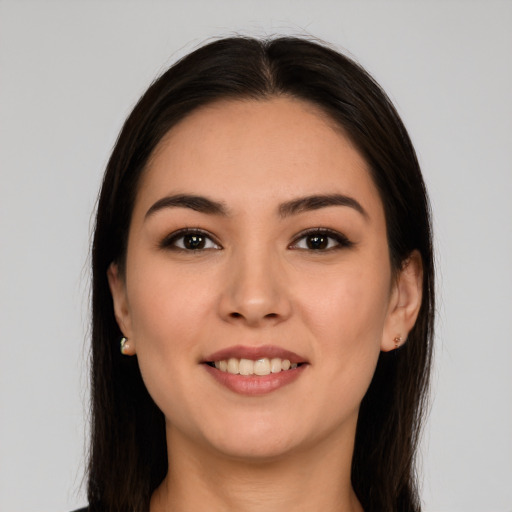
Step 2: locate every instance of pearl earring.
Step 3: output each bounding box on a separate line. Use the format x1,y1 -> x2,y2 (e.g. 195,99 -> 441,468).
120,337 -> 130,355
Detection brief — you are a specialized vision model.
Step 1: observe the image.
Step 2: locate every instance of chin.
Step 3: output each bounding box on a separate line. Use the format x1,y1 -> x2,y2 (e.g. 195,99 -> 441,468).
210,436 -> 298,462
201,414 -> 305,461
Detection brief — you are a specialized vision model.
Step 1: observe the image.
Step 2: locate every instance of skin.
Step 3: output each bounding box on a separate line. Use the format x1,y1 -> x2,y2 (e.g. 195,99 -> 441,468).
108,97 -> 423,512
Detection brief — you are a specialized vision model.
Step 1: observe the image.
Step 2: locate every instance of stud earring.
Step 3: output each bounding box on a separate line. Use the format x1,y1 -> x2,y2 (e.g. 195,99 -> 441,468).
120,337 -> 130,355
393,336 -> 402,349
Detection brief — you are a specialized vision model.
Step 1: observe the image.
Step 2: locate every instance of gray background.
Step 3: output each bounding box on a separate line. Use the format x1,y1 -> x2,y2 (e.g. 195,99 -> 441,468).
1,1 -> 511,511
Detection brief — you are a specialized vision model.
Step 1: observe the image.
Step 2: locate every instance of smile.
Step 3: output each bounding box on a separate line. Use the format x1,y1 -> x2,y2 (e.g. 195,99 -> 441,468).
203,345 -> 308,395
207,357 -> 301,376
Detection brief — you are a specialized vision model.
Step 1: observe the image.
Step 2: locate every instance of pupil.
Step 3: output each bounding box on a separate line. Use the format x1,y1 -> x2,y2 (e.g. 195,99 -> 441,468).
307,235 -> 328,250
184,234 -> 205,250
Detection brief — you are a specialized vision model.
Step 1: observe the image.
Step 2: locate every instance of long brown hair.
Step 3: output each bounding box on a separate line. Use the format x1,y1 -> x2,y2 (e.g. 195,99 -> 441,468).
88,36 -> 434,512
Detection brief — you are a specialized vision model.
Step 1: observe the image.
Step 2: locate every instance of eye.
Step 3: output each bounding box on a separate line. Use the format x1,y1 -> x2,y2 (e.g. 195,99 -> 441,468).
160,229 -> 221,251
290,229 -> 353,251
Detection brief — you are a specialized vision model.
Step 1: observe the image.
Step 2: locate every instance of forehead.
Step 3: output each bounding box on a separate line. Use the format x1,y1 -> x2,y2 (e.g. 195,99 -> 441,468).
137,97 -> 383,218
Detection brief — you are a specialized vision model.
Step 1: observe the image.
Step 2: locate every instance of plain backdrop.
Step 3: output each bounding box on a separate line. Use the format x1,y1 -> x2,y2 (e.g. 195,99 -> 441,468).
1,1 -> 511,511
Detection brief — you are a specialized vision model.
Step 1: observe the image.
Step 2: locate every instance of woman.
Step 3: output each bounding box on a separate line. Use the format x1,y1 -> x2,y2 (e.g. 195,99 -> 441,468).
84,36 -> 434,512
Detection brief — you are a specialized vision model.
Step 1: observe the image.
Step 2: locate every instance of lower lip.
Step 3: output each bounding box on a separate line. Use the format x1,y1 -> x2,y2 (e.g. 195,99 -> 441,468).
203,364 -> 307,395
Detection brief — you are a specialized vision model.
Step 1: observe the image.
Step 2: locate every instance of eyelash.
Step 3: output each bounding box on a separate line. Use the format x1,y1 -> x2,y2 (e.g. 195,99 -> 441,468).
159,228 -> 353,252
289,228 -> 354,251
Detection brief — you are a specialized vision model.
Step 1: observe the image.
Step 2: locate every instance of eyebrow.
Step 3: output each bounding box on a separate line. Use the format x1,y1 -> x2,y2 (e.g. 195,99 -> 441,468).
145,192 -> 368,220
145,194 -> 229,219
279,194 -> 368,219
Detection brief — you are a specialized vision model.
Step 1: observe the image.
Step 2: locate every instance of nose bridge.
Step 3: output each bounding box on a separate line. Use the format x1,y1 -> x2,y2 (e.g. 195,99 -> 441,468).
220,236 -> 290,325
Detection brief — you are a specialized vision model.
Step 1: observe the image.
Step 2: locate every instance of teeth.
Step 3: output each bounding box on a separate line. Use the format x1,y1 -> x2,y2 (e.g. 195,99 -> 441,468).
239,358 -> 254,375
270,358 -> 282,373
213,357 -> 299,376
227,358 -> 239,374
254,358 -> 270,376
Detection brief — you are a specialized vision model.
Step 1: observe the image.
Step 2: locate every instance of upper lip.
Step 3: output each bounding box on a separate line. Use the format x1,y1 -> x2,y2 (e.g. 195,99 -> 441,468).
203,345 -> 307,365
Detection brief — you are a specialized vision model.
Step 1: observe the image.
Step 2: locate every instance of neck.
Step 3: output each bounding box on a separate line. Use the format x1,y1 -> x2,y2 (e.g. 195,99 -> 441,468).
150,422 -> 363,512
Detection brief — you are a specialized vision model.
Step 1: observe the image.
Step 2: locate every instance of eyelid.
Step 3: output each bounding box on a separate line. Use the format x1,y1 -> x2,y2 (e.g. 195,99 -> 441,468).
289,228 -> 354,250
159,228 -> 222,251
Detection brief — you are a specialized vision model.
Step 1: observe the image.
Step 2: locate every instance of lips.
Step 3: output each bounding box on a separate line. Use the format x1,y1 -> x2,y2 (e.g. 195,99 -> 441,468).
202,345 -> 308,395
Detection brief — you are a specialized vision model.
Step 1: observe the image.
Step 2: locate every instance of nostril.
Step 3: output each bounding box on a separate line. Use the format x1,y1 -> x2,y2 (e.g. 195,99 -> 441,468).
229,312 -> 279,320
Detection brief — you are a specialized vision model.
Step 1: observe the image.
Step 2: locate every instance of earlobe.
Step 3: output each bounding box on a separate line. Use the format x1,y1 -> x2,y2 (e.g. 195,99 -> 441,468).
381,250 -> 423,352
107,263 -> 135,353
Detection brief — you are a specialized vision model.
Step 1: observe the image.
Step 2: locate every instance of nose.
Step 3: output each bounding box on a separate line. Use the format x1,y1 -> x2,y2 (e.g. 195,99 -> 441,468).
218,247 -> 292,327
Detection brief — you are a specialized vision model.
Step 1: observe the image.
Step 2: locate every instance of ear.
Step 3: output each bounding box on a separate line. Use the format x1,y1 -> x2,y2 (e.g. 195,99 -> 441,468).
107,262 -> 136,355
381,250 -> 423,352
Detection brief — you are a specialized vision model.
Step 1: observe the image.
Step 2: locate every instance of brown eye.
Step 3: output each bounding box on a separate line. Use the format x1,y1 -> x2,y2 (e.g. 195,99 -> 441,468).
290,229 -> 353,251
161,229 -> 221,251
183,234 -> 206,250
305,234 -> 329,250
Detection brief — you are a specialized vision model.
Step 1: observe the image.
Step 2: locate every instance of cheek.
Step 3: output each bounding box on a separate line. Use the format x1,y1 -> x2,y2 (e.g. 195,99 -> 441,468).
299,264 -> 390,343
296,264 -> 390,392
127,259 -> 215,348
124,262 -> 217,421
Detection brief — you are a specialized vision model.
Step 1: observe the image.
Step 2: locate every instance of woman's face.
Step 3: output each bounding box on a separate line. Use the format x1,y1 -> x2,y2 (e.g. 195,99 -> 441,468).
109,97 -> 420,460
